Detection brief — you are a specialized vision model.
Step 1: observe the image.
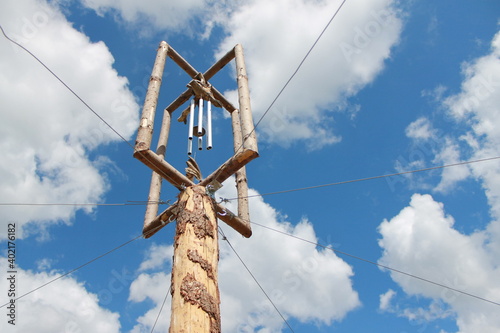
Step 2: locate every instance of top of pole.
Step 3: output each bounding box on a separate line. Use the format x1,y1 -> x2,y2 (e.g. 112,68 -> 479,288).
134,42 -> 258,238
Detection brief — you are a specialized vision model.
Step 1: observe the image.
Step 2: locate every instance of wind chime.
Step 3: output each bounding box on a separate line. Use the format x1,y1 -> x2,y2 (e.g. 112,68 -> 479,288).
187,97 -> 210,154
180,73 -> 218,155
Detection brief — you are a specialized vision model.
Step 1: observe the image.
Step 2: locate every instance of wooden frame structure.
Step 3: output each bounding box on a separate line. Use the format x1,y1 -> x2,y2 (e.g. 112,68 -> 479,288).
134,41 -> 259,239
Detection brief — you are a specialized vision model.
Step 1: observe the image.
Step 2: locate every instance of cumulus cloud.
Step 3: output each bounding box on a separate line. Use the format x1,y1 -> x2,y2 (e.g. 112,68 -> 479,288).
381,26 -> 500,333
432,138 -> 471,193
128,178 -> 360,332
215,0 -> 403,148
378,193 -> 500,333
442,29 -> 500,217
129,271 -> 172,333
406,117 -> 436,141
0,259 -> 121,332
0,0 -> 139,239
81,0 -> 214,36
128,244 -> 174,332
379,289 -> 396,311
400,29 -> 500,200
81,0 -> 404,149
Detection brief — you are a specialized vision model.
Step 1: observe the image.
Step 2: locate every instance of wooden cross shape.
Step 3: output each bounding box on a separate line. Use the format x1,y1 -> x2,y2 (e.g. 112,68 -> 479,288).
133,42 -> 259,239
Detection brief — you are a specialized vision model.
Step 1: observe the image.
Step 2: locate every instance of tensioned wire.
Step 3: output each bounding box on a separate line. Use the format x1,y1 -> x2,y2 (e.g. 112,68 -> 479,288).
0,201 -> 172,206
208,0 -> 349,185
1,156 -> 500,207
0,220 -> 167,309
2,17 -> 500,309
223,156 -> 500,201
2,207 -> 498,313
218,226 -> 295,332
0,25 -> 186,193
246,219 -> 500,307
2,1 -> 499,326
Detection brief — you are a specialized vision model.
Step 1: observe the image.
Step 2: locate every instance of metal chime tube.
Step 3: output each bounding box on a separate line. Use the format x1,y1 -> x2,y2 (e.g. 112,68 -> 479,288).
188,98 -> 195,140
198,98 -> 204,135
207,101 -> 212,150
187,139 -> 193,155
188,98 -> 195,155
198,98 -> 204,150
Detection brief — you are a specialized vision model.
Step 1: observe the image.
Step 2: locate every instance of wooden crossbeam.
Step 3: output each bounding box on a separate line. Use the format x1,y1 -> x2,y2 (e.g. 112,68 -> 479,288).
134,149 -> 194,190
142,200 -> 252,239
199,149 -> 258,188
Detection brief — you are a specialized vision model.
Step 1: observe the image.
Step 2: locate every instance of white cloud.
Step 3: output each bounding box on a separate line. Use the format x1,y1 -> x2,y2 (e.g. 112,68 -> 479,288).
432,138 -> 471,193
0,259 -> 121,332
78,0 -> 404,149
128,178 -> 360,332
129,271 -> 172,333
385,27 -> 500,333
81,0 -> 212,36
406,117 -> 436,141
0,0 -> 139,239
137,243 -> 173,272
378,193 -> 500,333
215,0 -> 403,148
401,29 -> 500,205
379,289 -> 396,311
442,29 -> 500,219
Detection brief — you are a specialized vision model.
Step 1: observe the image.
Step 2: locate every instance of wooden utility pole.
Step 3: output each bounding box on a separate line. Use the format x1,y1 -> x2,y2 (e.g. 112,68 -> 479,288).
170,186 -> 220,332
133,42 -> 258,332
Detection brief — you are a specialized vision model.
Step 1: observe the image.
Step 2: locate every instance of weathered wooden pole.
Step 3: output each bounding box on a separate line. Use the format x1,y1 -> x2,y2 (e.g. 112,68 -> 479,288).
134,42 -> 257,331
135,41 -> 168,152
169,185 -> 221,333
231,109 -> 251,227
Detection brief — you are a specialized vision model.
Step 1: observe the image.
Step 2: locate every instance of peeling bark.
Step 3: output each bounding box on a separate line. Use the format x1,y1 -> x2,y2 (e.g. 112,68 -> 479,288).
187,249 -> 214,280
175,186 -> 215,243
170,185 -> 220,333
180,273 -> 221,333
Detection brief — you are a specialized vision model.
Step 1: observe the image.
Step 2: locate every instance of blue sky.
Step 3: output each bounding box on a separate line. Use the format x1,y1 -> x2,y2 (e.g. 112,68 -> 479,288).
1,0 -> 500,332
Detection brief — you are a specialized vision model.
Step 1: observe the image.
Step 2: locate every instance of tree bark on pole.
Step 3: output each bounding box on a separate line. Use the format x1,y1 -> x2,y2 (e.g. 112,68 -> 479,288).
135,41 -> 168,152
169,185 -> 221,333
143,109 -> 172,229
231,109 -> 251,226
234,44 -> 258,153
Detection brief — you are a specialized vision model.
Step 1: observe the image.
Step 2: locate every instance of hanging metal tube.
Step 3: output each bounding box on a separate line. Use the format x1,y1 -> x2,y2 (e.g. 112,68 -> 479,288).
207,100 -> 213,150
188,98 -> 195,140
198,98 -> 204,136
187,138 -> 193,155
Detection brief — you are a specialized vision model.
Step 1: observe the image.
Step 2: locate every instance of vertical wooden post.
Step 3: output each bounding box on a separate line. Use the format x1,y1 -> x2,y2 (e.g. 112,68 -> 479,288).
135,41 -> 168,151
234,44 -> 258,153
143,109 -> 172,229
231,109 -> 251,226
170,186 -> 221,333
